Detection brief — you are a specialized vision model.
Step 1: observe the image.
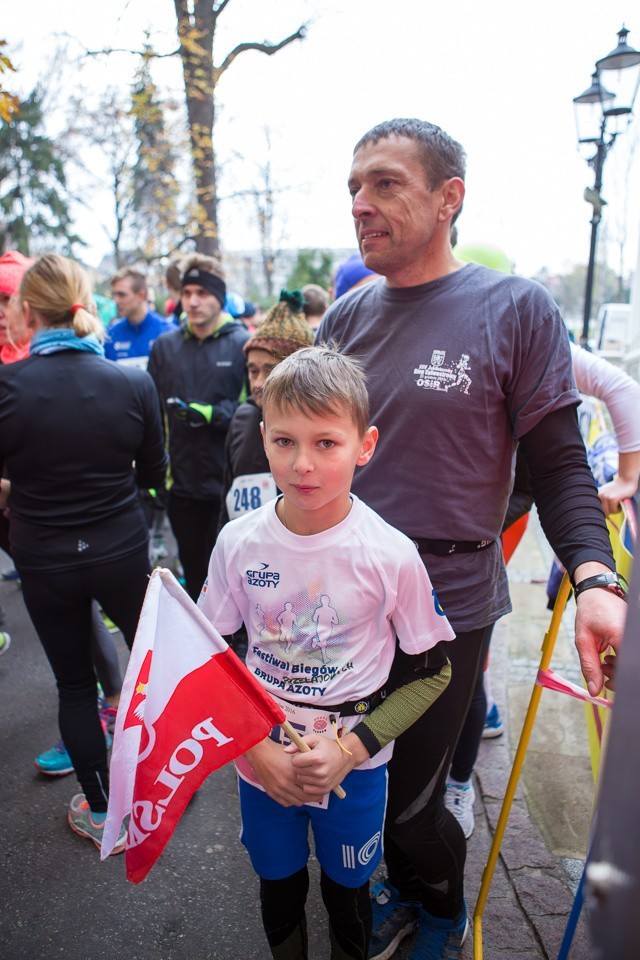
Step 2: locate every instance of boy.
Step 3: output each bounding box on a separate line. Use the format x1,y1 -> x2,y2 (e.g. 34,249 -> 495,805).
198,346 -> 454,960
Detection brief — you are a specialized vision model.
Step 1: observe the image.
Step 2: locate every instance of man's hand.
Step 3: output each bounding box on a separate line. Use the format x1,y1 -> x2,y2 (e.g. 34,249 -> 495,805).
574,586 -> 627,695
244,737 -> 323,807
285,732 -> 369,796
166,397 -> 214,427
598,451 -> 640,517
598,476 -> 638,516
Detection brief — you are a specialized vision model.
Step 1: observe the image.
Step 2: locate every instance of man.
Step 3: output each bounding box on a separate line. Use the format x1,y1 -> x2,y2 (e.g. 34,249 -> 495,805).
301,283 -> 329,335
320,118 -> 626,960
107,266 -> 176,563
148,254 -> 249,601
106,267 -> 176,368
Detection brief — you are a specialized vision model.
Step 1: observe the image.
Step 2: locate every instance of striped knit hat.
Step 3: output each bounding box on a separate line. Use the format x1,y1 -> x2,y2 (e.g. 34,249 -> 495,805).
244,290 -> 314,359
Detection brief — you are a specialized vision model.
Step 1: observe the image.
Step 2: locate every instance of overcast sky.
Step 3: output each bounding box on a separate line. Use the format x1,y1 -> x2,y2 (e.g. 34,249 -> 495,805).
4,0 -> 640,278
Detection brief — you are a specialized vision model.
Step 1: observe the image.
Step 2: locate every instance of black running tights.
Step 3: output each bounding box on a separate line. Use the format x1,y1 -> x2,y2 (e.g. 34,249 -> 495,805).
384,625 -> 492,919
260,867 -> 371,959
19,549 -> 150,812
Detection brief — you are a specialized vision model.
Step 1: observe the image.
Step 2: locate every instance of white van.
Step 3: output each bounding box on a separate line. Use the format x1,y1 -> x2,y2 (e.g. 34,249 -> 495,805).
593,302 -> 632,362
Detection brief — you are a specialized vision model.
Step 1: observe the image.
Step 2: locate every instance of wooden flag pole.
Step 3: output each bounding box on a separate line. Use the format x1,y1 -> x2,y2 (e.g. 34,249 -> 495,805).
281,720 -> 347,799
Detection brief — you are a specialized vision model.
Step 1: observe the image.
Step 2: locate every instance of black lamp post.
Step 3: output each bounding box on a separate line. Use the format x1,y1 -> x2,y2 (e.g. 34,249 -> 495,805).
573,27 -> 640,348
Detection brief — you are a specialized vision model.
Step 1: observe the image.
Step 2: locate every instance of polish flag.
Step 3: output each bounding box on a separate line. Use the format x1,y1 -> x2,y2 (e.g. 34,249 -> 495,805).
101,567 -> 285,883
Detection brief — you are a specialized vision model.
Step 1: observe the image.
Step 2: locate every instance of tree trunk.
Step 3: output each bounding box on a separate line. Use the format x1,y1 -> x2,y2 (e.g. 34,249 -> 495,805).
174,0 -> 220,257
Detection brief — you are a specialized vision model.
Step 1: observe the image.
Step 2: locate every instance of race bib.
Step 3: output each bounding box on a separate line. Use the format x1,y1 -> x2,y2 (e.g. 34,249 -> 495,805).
226,472 -> 277,520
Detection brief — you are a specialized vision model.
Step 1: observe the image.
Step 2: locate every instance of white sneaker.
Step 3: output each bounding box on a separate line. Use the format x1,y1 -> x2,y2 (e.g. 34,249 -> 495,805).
445,780 -> 475,838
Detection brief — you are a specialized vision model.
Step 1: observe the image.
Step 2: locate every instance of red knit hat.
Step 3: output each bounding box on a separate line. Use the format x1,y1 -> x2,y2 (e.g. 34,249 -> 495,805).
0,250 -> 33,296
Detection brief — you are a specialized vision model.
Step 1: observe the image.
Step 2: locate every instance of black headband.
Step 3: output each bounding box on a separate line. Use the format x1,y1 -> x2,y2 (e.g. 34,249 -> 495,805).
181,268 -> 227,308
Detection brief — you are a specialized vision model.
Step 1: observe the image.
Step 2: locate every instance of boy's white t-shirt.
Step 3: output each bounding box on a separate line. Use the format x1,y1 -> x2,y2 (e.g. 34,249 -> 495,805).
200,492 -> 453,699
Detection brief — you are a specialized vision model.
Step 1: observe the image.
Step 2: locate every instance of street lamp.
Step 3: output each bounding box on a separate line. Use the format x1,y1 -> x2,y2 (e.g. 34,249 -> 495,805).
573,26 -> 640,347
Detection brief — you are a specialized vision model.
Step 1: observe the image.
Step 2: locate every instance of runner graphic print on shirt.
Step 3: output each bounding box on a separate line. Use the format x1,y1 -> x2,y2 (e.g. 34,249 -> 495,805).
413,349 -> 472,394
277,602 -> 298,654
311,595 -> 339,664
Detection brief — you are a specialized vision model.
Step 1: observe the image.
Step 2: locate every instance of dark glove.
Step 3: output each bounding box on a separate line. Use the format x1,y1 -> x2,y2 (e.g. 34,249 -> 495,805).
166,397 -> 214,428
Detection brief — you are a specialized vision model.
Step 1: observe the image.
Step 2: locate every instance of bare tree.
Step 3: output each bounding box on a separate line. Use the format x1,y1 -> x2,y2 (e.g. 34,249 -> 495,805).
172,1 -> 306,256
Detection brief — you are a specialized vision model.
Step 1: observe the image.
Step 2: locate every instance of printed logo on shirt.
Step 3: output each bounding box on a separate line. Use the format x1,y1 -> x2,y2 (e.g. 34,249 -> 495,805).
114,340 -> 132,351
77,540 -> 89,552
246,563 -> 281,588
413,349 -> 472,395
216,360 -> 232,367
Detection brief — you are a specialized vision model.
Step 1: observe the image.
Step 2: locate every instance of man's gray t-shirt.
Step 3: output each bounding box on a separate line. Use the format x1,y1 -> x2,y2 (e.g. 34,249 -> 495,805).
320,263 -> 578,632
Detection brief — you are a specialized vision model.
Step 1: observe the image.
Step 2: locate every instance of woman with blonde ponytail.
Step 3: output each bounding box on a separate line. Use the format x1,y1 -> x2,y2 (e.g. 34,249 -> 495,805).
0,254 -> 167,854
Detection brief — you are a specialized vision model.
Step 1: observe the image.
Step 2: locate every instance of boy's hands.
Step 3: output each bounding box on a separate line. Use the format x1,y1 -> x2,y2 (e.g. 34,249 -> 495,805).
244,737 -> 324,807
244,732 -> 370,806
285,732 -> 369,795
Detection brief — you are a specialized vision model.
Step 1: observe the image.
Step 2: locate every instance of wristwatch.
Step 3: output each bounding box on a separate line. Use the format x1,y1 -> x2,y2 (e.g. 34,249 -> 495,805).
572,572 -> 627,601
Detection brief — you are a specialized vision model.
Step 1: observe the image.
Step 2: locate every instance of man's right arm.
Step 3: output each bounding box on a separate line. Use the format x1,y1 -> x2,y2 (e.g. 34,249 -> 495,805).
519,404 -> 627,694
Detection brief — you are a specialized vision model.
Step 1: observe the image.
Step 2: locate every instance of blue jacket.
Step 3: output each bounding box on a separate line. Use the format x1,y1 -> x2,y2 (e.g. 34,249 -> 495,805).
104,311 -> 177,365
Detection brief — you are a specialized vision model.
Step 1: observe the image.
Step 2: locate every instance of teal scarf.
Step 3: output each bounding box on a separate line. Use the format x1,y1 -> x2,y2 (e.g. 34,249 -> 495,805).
30,328 -> 105,357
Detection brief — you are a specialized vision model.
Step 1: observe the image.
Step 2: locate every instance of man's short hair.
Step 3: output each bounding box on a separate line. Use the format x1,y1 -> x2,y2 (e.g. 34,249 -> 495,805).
262,345 -> 369,437
111,266 -> 147,294
354,119 -> 466,222
180,253 -> 225,283
301,284 -> 329,319
165,261 -> 182,292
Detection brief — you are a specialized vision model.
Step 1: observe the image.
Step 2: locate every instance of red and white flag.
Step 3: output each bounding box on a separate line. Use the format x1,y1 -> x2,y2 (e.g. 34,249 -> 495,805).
101,567 -> 285,883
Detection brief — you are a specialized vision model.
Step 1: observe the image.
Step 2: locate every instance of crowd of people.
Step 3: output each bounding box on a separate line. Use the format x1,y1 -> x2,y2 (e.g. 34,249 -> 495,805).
0,116 -> 636,960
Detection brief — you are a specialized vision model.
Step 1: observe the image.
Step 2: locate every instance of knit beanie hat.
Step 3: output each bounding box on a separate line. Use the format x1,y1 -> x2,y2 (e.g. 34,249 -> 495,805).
244,290 -> 315,358
0,250 -> 34,296
333,253 -> 376,300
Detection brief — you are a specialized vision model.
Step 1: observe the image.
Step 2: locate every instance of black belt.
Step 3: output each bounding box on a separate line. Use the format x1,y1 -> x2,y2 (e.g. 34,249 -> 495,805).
283,688 -> 386,716
412,537 -> 496,557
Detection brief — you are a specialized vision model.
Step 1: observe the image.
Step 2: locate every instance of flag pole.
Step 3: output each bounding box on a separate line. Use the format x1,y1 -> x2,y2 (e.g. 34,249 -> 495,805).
281,720 -> 347,799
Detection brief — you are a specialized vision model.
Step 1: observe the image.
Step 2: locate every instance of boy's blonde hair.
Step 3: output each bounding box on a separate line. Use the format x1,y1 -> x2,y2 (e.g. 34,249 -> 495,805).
20,253 -> 103,341
261,344 -> 369,436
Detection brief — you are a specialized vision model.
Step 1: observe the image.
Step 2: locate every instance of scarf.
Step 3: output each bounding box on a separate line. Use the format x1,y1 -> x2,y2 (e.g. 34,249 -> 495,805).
30,328 -> 105,357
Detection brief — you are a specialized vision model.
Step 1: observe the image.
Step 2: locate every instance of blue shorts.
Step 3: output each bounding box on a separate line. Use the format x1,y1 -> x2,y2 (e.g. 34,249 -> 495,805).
238,765 -> 388,888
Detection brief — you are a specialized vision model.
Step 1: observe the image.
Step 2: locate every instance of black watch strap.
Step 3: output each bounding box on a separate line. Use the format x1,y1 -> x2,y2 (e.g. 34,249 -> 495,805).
572,572 -> 627,601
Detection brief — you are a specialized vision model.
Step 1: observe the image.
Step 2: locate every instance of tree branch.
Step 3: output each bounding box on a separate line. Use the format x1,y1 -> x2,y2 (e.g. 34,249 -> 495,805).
215,24 -> 307,81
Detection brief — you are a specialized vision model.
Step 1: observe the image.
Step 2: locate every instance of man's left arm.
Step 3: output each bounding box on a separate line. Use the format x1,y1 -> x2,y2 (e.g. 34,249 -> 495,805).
519,404 -> 627,696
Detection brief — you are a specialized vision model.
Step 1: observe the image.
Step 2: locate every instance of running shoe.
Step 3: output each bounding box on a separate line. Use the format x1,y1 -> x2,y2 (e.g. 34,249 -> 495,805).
0,631 -> 11,656
2,567 -> 20,582
368,879 -> 420,960
407,904 -> 469,959
444,781 -> 475,839
35,719 -> 112,776
98,698 -> 118,737
34,740 -> 74,776
482,703 -> 504,739
68,793 -> 127,854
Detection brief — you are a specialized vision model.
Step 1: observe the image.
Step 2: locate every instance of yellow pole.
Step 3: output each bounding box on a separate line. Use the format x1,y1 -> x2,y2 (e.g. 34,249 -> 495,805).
472,573 -> 572,959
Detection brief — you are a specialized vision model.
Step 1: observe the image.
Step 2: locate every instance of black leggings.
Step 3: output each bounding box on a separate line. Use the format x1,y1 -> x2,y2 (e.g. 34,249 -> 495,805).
19,548 -> 150,812
449,622 -> 497,782
260,867 -> 371,960
384,626 -> 492,919
168,491 -> 219,601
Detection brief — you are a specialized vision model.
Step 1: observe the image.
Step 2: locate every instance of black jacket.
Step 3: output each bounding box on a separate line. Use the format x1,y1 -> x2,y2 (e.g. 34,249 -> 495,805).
148,320 -> 249,500
0,350 -> 167,571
